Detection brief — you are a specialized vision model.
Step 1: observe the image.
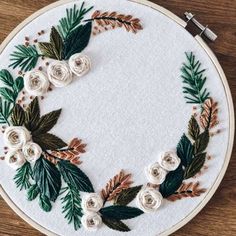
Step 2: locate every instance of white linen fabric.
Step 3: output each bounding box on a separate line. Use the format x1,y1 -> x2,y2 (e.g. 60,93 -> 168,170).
0,0 -> 229,235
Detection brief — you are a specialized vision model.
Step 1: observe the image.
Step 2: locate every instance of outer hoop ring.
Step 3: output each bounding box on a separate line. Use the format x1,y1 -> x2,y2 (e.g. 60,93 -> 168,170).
0,0 -> 234,235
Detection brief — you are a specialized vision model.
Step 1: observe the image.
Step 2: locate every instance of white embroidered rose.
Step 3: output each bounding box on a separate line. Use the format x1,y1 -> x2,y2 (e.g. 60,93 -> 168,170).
24,70 -> 50,96
136,187 -> 163,213
145,162 -> 167,185
3,126 -> 31,150
47,61 -> 72,87
81,213 -> 102,231
69,53 -> 91,77
5,150 -> 26,169
22,142 -> 42,163
82,193 -> 103,213
158,151 -> 181,171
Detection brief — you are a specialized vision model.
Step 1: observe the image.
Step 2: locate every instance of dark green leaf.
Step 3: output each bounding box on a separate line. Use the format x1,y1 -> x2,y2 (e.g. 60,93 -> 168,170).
102,217 -> 130,232
194,130 -> 209,155
0,87 -> 16,103
0,69 -> 14,86
58,160 -> 94,193
188,116 -> 200,140
33,133 -> 67,151
13,76 -> 24,93
9,45 -> 40,72
100,206 -> 143,220
61,185 -> 83,230
24,97 -> 40,131
27,184 -> 40,201
39,194 -> 52,212
33,157 -> 61,201
115,185 -> 142,206
177,134 -> 194,167
14,162 -> 32,191
33,109 -> 62,135
184,153 -> 206,179
11,104 -> 25,126
0,98 -> 12,124
63,22 -> 92,60
159,166 -> 184,198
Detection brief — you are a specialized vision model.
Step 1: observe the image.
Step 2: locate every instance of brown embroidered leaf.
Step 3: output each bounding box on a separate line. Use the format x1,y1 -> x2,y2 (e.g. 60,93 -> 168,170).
167,182 -> 206,201
188,116 -> 200,140
200,98 -> 219,130
101,170 -> 133,202
32,109 -> 62,135
51,138 -> 87,165
90,11 -> 143,34
11,104 -> 25,126
44,153 -> 58,165
194,130 -> 209,155
38,27 -> 63,60
33,133 -> 67,151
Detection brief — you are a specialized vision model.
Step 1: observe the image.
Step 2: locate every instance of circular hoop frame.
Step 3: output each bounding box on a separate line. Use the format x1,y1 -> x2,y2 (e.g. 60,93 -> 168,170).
0,0 -> 234,235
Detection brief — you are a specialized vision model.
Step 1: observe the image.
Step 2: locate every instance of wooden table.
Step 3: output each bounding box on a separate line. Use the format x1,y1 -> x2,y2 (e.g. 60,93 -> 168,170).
0,0 -> 235,235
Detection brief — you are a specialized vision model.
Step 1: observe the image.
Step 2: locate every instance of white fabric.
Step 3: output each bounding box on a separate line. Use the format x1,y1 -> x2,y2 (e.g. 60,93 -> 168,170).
0,0 -> 229,235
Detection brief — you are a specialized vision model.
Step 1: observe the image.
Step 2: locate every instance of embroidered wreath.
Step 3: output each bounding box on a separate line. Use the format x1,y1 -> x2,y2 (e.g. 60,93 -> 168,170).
0,2 -> 219,233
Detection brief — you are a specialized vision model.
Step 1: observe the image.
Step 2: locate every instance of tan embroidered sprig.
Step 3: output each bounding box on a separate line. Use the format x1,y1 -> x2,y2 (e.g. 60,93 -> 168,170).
200,98 -> 219,130
51,138 -> 86,165
167,182 -> 206,202
101,170 -> 133,202
87,11 -> 143,34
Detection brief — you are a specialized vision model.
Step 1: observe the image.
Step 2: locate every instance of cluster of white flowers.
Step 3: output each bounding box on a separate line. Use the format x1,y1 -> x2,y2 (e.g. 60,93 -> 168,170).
81,193 -> 103,231
3,126 -> 42,169
24,53 -> 91,95
136,151 -> 181,213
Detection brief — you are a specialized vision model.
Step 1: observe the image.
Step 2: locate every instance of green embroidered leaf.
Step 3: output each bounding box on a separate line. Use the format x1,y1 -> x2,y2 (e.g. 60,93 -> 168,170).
57,3 -> 93,40
38,27 -> 64,60
14,162 -> 32,191
188,116 -> 200,140
9,45 -> 41,72
181,52 -> 210,104
27,184 -> 40,201
159,166 -> 184,198
100,206 -> 143,220
177,134 -> 194,167
33,109 -> 62,135
102,217 -> 130,232
0,87 -> 16,103
39,194 -> 52,212
61,185 -> 83,230
11,104 -> 25,126
194,130 -> 209,155
63,22 -> 92,60
34,157 -> 61,202
0,97 -> 12,124
58,160 -> 94,193
184,153 -> 206,179
0,69 -> 14,86
33,133 -> 67,151
24,97 -> 40,131
115,185 -> 142,206
13,76 -> 24,93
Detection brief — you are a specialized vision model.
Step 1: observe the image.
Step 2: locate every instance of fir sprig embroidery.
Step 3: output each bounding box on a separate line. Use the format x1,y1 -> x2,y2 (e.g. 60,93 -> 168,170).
9,45 -> 41,72
14,162 -> 32,190
181,52 -> 210,104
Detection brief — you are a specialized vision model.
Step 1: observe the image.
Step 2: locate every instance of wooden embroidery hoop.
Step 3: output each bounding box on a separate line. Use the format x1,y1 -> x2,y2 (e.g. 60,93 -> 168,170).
0,0 -> 234,235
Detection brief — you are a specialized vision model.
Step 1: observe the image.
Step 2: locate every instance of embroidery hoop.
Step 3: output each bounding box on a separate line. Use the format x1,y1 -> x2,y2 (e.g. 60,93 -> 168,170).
0,0 -> 234,235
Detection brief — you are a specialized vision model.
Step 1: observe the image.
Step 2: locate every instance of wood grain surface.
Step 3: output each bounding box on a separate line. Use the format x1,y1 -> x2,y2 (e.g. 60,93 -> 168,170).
0,0 -> 235,235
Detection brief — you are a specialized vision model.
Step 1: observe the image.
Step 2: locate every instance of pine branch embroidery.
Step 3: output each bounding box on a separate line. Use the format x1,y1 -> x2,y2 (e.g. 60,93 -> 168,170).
86,11 -> 143,34
181,52 -> 210,104
200,98 -> 219,130
167,182 -> 206,201
101,170 -> 133,202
